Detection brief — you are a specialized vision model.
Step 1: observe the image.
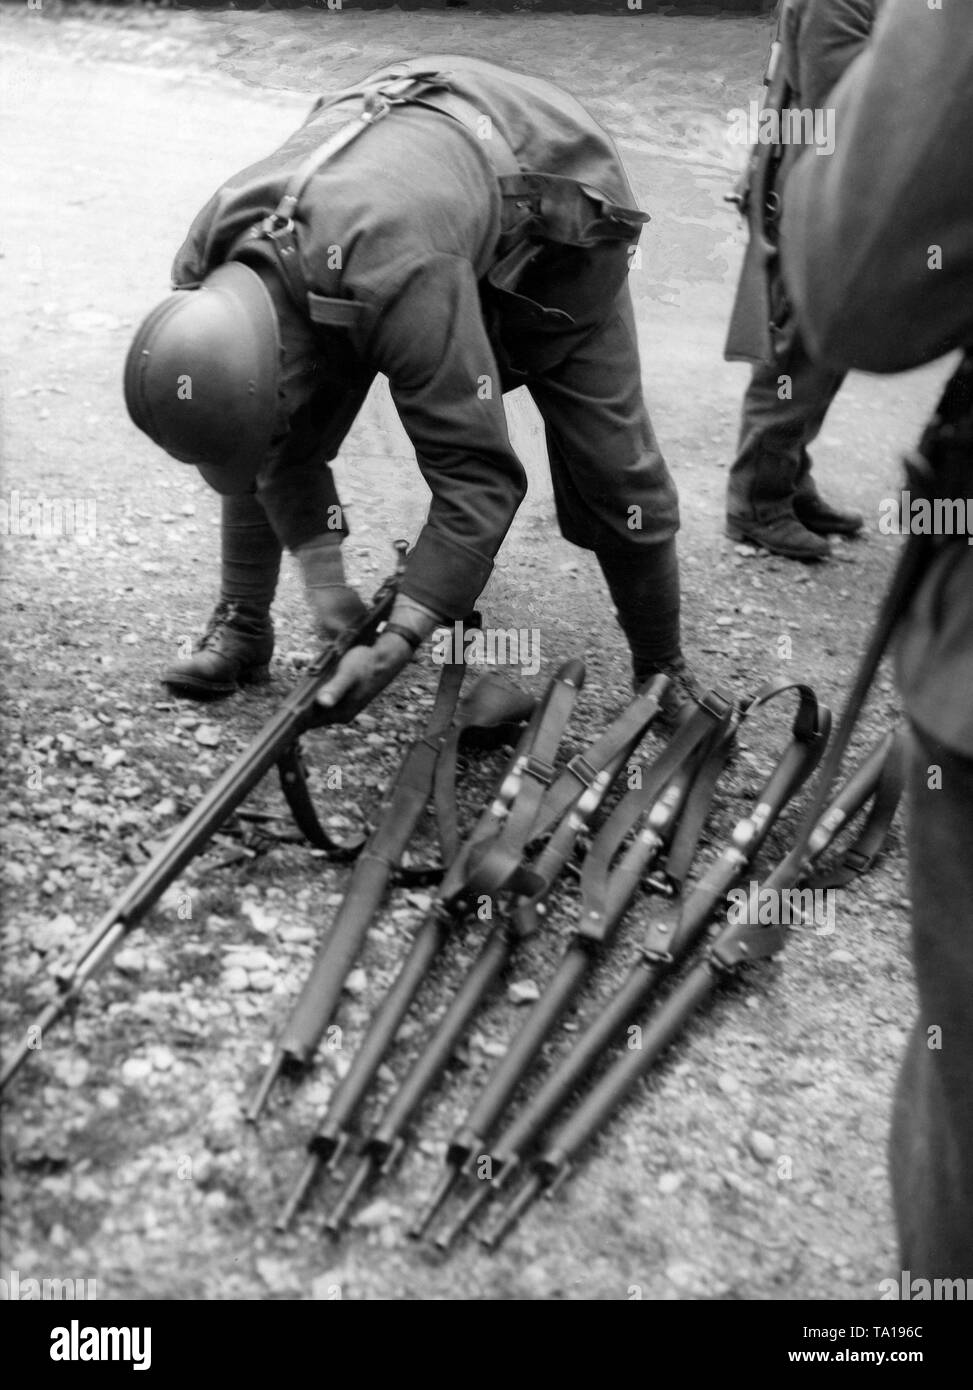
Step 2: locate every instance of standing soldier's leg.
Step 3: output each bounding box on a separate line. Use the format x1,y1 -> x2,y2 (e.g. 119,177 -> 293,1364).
727,325 -> 850,559
163,491 -> 281,698
526,284 -> 692,717
890,729 -> 973,1279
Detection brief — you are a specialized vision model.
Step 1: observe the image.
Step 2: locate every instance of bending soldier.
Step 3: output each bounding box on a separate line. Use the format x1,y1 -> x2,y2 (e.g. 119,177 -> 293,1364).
124,56 -> 694,722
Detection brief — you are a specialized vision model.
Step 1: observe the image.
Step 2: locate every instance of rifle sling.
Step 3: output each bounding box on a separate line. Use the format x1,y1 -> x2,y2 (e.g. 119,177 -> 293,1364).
663,716 -> 740,893
638,679 -> 826,963
502,676 -> 675,932
430,669 -> 539,870
459,660 -> 585,904
276,741 -> 368,859
274,567 -> 404,856
710,735 -> 906,970
802,735 -> 906,891
580,691 -> 737,933
362,652 -> 470,879
527,673 -> 670,842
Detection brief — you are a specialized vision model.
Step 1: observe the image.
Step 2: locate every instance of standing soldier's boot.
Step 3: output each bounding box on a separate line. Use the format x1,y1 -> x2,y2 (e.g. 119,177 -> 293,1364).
725,450 -> 832,561
163,493 -> 282,699
598,538 -> 700,726
793,452 -> 865,537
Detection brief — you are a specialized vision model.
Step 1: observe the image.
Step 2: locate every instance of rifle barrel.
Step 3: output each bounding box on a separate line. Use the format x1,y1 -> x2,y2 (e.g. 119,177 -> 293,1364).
455,943 -> 591,1165
305,909 -> 449,1168
413,727 -> 717,1241
325,923 -> 513,1234
418,760 -> 704,1244
275,1153 -> 323,1233
436,1173 -> 505,1251
1,566 -> 401,1096
481,1172 -> 544,1251
458,697 -> 827,1244
487,730 -> 899,1248
246,851 -> 402,1123
537,960 -> 715,1182
323,1155 -> 373,1238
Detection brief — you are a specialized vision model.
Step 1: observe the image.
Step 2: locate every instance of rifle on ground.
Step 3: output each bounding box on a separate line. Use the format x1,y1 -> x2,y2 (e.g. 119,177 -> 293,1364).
410,688 -> 739,1241
0,543 -> 411,1093
245,654 -> 538,1122
426,679 -> 830,1247
274,656 -> 591,1230
317,672 -> 693,1235
481,726 -> 905,1248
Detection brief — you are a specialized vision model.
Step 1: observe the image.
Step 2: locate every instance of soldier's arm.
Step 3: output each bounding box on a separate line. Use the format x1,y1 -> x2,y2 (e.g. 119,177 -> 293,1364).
781,0 -> 973,372
369,252 -> 528,621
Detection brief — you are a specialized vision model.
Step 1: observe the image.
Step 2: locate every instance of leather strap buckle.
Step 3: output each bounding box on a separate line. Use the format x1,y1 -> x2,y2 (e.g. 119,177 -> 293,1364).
565,752 -> 600,790
261,195 -> 298,240
697,689 -> 735,722
522,755 -> 555,787
261,213 -> 295,240
841,847 -> 875,876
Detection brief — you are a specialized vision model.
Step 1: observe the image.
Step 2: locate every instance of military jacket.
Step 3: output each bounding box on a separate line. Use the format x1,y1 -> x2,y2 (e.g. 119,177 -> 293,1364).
782,0 -> 973,756
171,57 -> 647,618
724,0 -> 879,364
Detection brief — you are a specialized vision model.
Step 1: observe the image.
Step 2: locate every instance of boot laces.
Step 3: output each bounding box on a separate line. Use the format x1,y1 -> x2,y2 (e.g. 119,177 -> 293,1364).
198,601 -> 238,652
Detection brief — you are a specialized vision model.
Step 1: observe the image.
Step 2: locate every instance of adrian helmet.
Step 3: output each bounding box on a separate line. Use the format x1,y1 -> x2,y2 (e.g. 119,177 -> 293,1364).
123,262 -> 282,495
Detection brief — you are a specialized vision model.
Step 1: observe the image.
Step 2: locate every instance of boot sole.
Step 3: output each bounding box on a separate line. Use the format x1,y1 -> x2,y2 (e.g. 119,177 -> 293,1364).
796,518 -> 865,537
725,521 -> 830,562
161,663 -> 271,700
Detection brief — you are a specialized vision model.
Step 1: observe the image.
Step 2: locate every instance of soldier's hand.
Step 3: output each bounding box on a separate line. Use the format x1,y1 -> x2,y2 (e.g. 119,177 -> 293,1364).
308,583 -> 369,642
315,633 -> 414,723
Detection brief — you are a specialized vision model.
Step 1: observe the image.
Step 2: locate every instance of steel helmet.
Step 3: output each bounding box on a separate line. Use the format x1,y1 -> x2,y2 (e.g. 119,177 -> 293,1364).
123,262 -> 282,494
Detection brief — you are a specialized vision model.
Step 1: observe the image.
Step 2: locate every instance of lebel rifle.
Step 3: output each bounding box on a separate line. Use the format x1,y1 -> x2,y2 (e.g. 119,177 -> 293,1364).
431,678 -> 830,1247
0,541 -> 410,1094
483,727 -> 904,1248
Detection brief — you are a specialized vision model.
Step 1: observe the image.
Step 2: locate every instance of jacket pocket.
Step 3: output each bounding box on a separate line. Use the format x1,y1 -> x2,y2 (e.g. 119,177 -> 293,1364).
500,172 -> 648,248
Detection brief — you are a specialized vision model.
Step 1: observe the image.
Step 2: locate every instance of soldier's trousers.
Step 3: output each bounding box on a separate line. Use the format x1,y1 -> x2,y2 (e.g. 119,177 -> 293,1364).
504,281 -> 683,672
727,321 -> 845,520
889,727 -> 973,1279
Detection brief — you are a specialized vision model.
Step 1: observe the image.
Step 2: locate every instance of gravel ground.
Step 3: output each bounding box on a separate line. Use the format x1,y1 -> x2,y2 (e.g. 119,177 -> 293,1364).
0,3 -> 955,1302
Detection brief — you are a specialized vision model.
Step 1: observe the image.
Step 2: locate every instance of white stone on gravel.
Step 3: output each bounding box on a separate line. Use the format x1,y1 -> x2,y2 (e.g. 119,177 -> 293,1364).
33,914 -> 78,953
354,1199 -> 399,1229
280,924 -> 316,943
658,1171 -> 684,1195
508,979 -> 540,1004
223,947 -> 276,973
241,901 -> 277,934
52,1056 -> 90,1088
121,1057 -> 153,1083
114,947 -> 145,975
665,1261 -> 700,1292
344,968 -> 368,997
748,1130 -> 777,1163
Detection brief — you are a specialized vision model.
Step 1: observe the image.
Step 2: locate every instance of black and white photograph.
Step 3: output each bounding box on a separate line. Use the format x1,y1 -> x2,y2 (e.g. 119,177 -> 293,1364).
1,0 -> 970,1336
